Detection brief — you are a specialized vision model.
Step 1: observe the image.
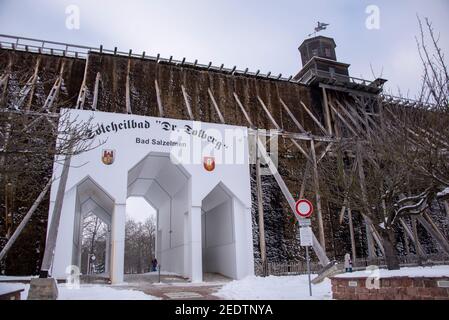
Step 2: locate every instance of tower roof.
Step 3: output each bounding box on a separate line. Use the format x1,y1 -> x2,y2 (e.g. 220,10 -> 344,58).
298,36 -> 336,51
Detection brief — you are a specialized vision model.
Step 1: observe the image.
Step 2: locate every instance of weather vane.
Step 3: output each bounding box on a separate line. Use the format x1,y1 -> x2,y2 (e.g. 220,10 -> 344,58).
308,21 -> 330,37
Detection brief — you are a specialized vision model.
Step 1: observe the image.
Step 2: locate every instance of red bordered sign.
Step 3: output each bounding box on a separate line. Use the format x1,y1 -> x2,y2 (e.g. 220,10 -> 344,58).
295,199 -> 313,218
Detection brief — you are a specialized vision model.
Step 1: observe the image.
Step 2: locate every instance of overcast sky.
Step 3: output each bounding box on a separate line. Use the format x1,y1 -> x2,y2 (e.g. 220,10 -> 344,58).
1,0 -> 448,97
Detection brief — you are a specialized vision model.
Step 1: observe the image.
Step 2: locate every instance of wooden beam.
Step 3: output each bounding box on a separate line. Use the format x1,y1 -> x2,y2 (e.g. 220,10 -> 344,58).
208,88 -> 225,124
76,55 -> 89,110
321,87 -> 333,135
299,159 -> 311,200
411,217 -> 426,257
279,98 -> 306,133
329,102 -> 359,137
92,72 -> 101,111
42,61 -> 65,112
255,131 -> 267,269
310,138 -> 326,250
334,99 -> 365,135
417,214 -> 449,255
257,96 -> 280,129
256,137 -> 330,266
399,217 -> 426,258
233,92 -> 254,127
348,206 -> 357,263
318,82 -> 379,98
26,56 -> 41,111
154,79 -> 164,117
125,59 -> 132,114
0,179 -> 53,262
181,85 -> 194,120
299,100 -> 328,135
40,154 -> 72,275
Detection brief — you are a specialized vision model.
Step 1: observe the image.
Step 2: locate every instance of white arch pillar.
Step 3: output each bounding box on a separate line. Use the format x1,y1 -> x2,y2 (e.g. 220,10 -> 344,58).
111,203 -> 126,284
189,206 -> 203,282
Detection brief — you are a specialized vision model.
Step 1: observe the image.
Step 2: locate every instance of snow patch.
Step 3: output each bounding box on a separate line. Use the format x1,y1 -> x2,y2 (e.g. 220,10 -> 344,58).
214,275 -> 332,300
335,265 -> 449,279
0,283 -> 26,295
1,283 -> 159,300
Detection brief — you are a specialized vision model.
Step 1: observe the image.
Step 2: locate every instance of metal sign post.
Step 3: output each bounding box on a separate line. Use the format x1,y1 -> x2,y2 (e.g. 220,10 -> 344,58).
297,198 -> 314,297
300,224 -> 313,297
306,246 -> 312,297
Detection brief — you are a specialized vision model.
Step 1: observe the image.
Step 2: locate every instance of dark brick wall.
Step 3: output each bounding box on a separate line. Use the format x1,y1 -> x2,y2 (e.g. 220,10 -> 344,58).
332,276 -> 449,300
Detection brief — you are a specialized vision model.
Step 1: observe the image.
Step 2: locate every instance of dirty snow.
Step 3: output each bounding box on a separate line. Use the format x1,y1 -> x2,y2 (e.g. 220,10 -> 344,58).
335,265 -> 449,278
213,275 -> 332,300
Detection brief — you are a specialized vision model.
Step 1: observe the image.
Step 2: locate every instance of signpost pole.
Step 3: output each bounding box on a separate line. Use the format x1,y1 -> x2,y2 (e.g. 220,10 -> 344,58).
296,199 -> 314,297
306,245 -> 312,296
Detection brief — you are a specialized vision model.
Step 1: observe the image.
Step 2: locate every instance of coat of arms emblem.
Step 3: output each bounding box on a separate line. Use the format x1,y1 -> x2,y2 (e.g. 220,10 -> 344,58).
203,156 -> 215,172
102,149 -> 115,165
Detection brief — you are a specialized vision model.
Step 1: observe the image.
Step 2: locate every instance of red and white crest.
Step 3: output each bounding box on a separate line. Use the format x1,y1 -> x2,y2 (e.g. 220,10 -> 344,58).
102,149 -> 115,165
203,156 -> 215,172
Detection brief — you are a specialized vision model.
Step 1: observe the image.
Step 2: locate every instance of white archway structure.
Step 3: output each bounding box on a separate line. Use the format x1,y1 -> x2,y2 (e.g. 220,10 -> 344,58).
48,109 -> 254,283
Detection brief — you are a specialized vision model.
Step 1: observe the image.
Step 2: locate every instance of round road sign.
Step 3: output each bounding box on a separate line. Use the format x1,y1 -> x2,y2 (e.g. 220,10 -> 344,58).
295,199 -> 313,218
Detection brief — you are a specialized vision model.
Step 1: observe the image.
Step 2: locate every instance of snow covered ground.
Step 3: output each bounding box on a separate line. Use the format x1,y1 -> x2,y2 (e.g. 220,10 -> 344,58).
0,282 -> 160,300
335,265 -> 449,278
214,275 -> 332,300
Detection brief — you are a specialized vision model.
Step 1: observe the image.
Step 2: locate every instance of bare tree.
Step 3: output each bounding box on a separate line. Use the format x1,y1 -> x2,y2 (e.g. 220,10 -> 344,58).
319,17 -> 448,270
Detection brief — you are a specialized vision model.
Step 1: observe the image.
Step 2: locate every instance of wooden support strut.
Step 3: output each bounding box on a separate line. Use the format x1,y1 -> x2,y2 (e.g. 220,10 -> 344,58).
279,98 -> 306,133
299,101 -> 328,135
26,56 -> 41,111
42,61 -> 65,112
233,92 -> 254,128
125,59 -> 132,114
208,88 -> 225,124
154,79 -> 164,117
347,207 -> 357,263
40,154 -> 72,275
0,179 -> 53,262
181,85 -> 194,120
321,87 -> 333,136
399,217 -> 426,258
92,72 -> 101,111
310,138 -> 326,250
255,137 -> 330,266
257,96 -> 311,161
255,130 -> 267,269
329,102 -> 359,137
76,55 -> 89,110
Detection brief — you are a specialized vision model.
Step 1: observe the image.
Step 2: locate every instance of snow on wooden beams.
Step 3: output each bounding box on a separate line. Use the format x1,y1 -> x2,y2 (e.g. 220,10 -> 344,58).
42,61 -> 66,112
76,55 -> 89,110
92,72 -> 101,111
14,56 -> 41,110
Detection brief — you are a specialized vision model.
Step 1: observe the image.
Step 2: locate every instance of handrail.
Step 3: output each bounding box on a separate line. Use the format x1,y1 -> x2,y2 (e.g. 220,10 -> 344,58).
0,34 -> 299,83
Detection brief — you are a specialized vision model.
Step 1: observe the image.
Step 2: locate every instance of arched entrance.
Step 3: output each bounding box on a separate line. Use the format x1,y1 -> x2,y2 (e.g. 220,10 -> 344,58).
127,152 -> 190,278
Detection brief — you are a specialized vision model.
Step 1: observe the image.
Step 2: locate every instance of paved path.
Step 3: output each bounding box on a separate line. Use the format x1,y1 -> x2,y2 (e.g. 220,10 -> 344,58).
118,272 -> 230,300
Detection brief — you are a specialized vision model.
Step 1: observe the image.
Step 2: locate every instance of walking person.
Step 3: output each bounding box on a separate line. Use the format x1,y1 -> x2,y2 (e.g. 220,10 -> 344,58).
344,253 -> 353,272
152,258 -> 158,272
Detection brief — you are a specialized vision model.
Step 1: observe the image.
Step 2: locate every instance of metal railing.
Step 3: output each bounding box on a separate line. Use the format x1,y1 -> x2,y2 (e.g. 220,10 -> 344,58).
256,253 -> 449,277
255,261 -> 322,276
0,34 -> 297,83
299,67 -> 383,89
